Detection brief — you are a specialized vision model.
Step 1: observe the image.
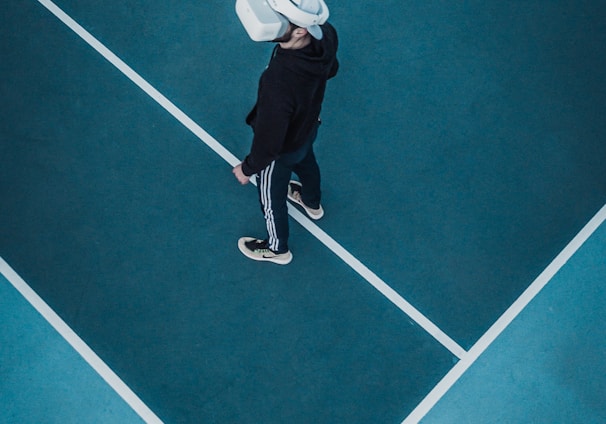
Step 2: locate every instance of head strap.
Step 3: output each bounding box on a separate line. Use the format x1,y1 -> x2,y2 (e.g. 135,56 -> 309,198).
268,0 -> 329,28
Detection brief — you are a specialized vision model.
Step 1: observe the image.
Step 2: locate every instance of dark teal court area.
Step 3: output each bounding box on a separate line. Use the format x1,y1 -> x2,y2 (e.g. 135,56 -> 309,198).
2,0 -> 606,422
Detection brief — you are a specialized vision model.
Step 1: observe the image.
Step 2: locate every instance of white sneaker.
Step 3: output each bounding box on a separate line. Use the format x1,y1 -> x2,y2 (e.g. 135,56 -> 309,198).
238,237 -> 293,265
287,180 -> 324,220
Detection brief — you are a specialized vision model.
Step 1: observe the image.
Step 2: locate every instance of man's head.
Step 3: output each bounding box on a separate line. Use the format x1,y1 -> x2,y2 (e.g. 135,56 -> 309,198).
236,0 -> 329,42
270,23 -> 300,43
271,23 -> 311,49
274,0 -> 324,40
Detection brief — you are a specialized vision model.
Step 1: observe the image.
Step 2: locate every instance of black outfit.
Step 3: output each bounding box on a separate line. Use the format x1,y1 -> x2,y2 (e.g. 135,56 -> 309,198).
242,23 -> 339,254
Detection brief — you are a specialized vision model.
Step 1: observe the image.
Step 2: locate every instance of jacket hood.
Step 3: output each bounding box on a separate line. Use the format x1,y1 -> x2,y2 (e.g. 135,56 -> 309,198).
274,22 -> 338,79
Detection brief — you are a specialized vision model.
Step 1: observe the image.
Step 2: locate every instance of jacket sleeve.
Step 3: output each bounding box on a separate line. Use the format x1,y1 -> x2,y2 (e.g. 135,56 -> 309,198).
328,58 -> 339,80
241,78 -> 293,176
325,23 -> 339,80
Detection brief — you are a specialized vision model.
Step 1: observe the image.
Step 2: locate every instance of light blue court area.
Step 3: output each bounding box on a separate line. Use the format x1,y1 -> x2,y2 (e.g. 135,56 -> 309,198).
422,219 -> 606,423
0,272 -> 144,424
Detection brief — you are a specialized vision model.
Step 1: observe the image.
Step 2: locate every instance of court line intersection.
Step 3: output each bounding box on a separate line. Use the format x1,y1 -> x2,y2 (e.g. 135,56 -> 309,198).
402,203 -> 606,423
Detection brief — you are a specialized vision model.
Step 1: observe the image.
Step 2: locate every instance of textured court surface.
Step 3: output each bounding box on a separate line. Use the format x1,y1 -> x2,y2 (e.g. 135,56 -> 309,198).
2,0 -> 606,422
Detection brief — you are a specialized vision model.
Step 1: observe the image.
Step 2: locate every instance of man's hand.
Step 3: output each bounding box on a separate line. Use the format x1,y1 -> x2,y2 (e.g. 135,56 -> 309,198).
232,163 -> 250,185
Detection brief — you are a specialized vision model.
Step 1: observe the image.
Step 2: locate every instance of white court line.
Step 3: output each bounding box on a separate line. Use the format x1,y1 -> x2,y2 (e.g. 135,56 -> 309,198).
287,204 -> 466,358
402,203 -> 606,423
35,0 -> 466,359
0,257 -> 164,424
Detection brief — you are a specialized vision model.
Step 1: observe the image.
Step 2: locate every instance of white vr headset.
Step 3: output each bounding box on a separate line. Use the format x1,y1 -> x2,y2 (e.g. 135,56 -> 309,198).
235,0 -> 329,42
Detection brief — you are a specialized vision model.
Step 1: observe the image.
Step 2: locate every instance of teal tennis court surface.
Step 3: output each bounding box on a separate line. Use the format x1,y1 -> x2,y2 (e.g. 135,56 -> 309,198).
2,0 -> 606,422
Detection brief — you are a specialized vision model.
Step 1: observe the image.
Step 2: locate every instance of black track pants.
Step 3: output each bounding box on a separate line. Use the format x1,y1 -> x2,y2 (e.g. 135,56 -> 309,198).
256,123 -> 321,253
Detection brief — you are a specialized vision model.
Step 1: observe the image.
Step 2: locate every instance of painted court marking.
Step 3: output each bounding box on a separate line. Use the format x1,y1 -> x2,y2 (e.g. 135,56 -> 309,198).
34,0 -> 466,360
0,257 -> 163,424
402,203 -> 606,423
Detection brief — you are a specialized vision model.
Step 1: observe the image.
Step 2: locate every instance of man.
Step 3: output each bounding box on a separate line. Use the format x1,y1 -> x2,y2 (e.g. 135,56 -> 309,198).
233,0 -> 339,265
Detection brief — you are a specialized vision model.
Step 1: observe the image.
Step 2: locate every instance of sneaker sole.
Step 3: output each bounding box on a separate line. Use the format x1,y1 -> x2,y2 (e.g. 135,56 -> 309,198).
237,237 -> 293,265
287,180 -> 324,220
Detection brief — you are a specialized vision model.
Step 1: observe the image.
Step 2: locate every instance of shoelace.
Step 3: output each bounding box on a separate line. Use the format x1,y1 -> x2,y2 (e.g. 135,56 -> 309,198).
248,240 -> 274,253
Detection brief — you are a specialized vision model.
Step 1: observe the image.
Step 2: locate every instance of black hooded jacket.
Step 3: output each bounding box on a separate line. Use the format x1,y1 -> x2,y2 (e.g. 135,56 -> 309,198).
241,22 -> 339,176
